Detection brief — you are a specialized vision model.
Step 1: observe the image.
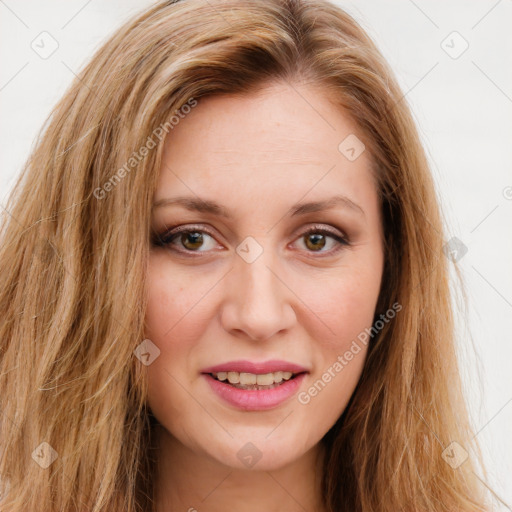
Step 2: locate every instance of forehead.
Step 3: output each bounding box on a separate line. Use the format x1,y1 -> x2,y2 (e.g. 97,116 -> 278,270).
156,82 -> 376,212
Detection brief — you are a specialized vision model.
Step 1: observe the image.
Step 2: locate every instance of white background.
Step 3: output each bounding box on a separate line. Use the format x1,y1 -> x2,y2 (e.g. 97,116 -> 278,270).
0,1 -> 510,509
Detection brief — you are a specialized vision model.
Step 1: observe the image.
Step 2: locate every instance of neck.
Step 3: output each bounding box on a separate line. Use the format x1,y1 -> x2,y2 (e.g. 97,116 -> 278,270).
153,424 -> 327,512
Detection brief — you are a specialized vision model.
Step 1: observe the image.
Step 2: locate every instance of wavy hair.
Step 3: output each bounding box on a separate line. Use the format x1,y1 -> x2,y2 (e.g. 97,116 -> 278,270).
0,0 -> 491,510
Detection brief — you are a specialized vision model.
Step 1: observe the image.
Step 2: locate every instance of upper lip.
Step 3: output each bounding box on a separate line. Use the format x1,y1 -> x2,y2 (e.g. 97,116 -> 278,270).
201,360 -> 309,375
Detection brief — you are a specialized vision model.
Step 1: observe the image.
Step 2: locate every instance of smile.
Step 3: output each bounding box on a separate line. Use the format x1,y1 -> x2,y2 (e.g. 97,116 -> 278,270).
202,372 -> 307,411
209,370 -> 298,389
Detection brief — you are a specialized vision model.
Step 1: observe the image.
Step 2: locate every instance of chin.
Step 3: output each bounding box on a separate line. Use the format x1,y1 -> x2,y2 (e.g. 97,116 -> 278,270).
206,436 -> 313,472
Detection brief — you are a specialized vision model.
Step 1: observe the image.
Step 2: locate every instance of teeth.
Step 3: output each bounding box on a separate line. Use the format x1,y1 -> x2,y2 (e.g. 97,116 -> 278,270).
227,371 -> 239,383
212,370 -> 296,386
239,372 -> 257,385
256,373 -> 274,386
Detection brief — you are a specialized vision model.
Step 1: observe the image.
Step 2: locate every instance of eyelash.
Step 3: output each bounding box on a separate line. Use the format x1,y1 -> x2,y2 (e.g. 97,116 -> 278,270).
151,224 -> 350,257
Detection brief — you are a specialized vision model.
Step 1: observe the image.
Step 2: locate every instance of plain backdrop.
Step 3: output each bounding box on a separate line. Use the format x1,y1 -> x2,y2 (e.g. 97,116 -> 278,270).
1,0 -> 511,509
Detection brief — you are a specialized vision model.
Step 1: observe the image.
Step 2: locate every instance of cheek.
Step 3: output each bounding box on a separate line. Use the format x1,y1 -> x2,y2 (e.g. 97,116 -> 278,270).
297,248 -> 383,420
144,256 -> 207,438
144,254 -> 210,343
144,256 -> 207,402
299,260 -> 382,350
293,267 -> 379,427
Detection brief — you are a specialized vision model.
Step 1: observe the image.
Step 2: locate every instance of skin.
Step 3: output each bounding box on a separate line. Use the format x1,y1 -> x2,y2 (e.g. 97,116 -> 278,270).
144,81 -> 384,512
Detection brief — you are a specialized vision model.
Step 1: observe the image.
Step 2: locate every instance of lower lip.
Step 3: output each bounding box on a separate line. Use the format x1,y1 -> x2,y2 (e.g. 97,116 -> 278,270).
202,373 -> 307,411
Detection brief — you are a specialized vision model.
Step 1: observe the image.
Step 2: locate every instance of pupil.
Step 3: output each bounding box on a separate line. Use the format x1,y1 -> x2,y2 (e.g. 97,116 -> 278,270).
182,232 -> 203,249
306,233 -> 325,251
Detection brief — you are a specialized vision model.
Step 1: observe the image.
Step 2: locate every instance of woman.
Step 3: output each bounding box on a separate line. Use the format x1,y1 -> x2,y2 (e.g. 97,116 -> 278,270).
0,0 -> 491,510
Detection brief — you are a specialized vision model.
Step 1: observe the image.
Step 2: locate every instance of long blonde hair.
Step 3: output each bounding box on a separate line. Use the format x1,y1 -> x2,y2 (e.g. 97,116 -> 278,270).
0,0 -> 491,510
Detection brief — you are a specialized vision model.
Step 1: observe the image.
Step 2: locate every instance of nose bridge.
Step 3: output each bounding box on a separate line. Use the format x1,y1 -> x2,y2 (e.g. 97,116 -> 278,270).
221,240 -> 295,340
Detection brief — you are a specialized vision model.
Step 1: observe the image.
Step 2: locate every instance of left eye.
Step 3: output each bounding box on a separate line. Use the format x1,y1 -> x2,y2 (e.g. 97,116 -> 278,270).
156,229 -> 219,252
296,227 -> 349,254
152,225 -> 349,256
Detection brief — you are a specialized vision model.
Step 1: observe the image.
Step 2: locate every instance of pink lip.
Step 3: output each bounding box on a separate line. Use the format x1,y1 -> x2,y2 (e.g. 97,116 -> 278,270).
202,373 -> 307,411
201,359 -> 309,374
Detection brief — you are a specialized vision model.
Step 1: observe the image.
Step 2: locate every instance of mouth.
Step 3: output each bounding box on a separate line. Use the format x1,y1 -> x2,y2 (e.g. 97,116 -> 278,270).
207,370 -> 305,390
202,370 -> 308,411
200,360 -> 310,410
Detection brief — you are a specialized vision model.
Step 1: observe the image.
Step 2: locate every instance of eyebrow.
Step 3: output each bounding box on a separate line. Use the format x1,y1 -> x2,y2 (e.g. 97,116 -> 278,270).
152,194 -> 365,217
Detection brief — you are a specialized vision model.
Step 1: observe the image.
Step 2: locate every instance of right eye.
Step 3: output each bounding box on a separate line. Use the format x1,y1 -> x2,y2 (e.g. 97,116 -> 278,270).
152,225 -> 223,255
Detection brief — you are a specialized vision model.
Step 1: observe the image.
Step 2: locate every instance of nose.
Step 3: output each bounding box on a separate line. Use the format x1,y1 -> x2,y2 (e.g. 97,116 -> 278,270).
220,247 -> 297,341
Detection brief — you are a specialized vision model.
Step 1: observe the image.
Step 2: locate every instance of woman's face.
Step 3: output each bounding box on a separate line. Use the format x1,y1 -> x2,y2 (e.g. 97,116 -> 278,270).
145,81 -> 384,471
